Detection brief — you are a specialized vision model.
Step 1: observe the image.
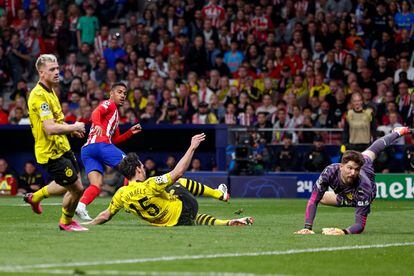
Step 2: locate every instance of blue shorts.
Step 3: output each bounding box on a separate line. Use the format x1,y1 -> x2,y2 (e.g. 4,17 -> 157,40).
81,143 -> 126,175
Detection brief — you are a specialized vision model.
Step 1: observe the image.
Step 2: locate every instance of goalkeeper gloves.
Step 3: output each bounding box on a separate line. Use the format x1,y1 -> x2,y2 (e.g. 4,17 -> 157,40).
322,228 -> 346,236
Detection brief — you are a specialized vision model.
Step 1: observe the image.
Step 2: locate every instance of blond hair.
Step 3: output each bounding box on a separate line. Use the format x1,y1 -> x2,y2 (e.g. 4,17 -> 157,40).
35,54 -> 58,71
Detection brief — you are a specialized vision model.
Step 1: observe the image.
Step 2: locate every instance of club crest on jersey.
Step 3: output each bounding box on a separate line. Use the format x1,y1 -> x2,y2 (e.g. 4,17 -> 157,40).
65,167 -> 73,177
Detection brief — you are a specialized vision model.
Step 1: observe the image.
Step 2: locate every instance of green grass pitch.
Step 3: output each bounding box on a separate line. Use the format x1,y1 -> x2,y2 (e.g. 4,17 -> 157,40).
1,197 -> 413,275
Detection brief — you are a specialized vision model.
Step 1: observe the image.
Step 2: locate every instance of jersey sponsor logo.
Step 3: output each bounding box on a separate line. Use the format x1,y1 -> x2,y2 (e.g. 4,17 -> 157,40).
357,200 -> 369,206
155,174 -> 168,184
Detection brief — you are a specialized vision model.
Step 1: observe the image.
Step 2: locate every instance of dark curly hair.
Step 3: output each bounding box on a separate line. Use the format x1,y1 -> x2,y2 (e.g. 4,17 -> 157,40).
117,152 -> 142,179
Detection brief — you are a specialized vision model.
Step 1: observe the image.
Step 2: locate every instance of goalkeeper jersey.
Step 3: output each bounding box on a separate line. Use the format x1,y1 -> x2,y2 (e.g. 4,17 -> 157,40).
109,173 -> 183,227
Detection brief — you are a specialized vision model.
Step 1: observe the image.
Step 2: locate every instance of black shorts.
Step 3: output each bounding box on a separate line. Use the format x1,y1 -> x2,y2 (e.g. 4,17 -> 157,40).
166,183 -> 198,226
42,151 -> 80,186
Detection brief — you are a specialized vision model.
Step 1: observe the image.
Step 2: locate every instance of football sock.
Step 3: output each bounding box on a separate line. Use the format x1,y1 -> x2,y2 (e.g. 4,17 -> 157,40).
367,132 -> 399,156
195,214 -> 229,226
32,186 -> 50,203
80,185 -> 101,205
59,207 -> 74,225
177,178 -> 222,199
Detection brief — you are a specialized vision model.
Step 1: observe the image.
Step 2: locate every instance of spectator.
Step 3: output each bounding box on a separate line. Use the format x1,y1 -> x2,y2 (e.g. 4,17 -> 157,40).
256,94 -> 277,115
272,108 -> 297,144
140,102 -> 158,124
186,35 -> 208,76
157,104 -> 183,124
342,92 -> 376,152
254,112 -> 273,144
394,57 -> 414,84
397,82 -> 411,119
144,158 -> 159,177
201,0 -> 225,28
103,36 -> 127,69
394,1 -> 414,33
273,133 -> 298,172
302,135 -> 331,172
6,33 -> 31,87
377,111 -> 405,145
213,53 -> 232,77
192,101 -> 218,124
163,155 -> 177,173
220,103 -> 237,125
190,158 -> 202,172
315,101 -> 335,128
0,97 -> 9,124
224,40 -> 244,74
76,5 -> 99,47
0,158 -> 17,196
17,161 -> 45,195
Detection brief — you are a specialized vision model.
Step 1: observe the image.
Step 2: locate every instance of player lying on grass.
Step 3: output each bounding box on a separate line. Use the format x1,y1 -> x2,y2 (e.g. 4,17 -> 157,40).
295,127 -> 411,235
76,82 -> 142,221
86,133 -> 254,227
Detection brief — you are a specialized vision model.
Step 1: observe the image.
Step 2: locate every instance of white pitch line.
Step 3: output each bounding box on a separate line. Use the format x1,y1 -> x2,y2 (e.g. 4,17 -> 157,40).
0,269 -> 267,276
1,242 -> 414,272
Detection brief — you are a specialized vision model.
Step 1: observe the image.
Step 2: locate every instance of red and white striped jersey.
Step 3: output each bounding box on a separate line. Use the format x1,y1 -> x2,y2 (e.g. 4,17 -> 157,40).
251,15 -> 273,42
84,99 -> 133,146
201,3 -> 225,28
94,35 -> 111,57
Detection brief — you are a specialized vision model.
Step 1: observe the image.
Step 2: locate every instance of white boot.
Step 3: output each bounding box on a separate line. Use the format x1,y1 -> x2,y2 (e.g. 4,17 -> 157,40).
75,202 -> 92,221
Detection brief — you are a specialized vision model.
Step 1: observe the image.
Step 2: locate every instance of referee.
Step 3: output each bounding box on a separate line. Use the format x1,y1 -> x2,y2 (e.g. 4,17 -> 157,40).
24,54 -> 88,232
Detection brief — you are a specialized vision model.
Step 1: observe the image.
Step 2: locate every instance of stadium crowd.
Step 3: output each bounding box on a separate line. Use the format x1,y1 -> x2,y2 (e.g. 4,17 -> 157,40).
1,0 -> 414,138
1,0 -> 414,180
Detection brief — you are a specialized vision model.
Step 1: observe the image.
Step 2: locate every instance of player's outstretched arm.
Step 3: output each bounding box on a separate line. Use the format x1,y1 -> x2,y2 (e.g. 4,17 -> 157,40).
170,133 -> 206,182
85,208 -> 114,225
43,119 -> 85,135
362,127 -> 410,161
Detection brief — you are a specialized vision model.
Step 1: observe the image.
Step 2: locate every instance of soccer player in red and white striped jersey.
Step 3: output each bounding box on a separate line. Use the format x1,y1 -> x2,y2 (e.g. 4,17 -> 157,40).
76,82 -> 142,220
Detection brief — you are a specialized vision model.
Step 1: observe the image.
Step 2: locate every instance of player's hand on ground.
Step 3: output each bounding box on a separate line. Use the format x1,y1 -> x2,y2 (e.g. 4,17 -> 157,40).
94,125 -> 103,136
73,121 -> 86,133
392,126 -> 411,136
130,124 -> 142,134
294,228 -> 315,235
322,228 -> 345,235
190,133 -> 206,149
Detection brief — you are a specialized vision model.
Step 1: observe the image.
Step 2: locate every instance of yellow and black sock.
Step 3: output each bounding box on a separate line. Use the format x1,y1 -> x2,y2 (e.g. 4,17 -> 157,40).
178,178 -> 223,199
195,213 -> 229,226
59,207 -> 74,225
32,186 -> 50,203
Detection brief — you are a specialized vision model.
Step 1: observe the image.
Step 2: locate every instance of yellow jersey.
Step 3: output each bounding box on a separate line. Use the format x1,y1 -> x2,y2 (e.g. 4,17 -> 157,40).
309,83 -> 331,99
27,82 -> 71,164
109,173 -> 183,227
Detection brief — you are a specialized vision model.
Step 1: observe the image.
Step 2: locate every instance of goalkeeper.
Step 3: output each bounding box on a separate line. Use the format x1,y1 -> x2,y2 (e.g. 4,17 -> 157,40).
295,127 -> 410,235
86,133 -> 253,227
